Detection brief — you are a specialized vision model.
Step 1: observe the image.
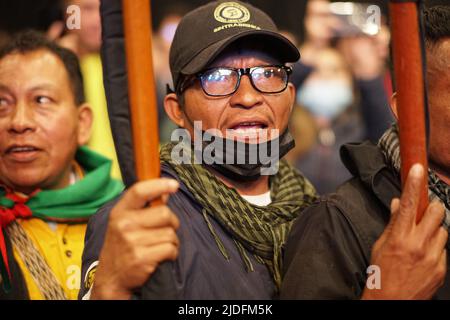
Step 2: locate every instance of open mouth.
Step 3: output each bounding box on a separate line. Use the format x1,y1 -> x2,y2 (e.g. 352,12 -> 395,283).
5,145 -> 41,162
226,121 -> 271,143
7,146 -> 40,154
229,122 -> 268,134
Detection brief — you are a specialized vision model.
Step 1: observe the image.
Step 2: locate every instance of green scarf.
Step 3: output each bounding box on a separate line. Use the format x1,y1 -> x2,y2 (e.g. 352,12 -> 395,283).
0,146 -> 124,221
0,146 -> 123,292
160,143 -> 318,290
23,146 -> 124,220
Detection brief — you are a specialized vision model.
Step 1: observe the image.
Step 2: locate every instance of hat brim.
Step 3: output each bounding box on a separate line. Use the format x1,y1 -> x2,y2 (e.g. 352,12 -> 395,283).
180,30 -> 300,76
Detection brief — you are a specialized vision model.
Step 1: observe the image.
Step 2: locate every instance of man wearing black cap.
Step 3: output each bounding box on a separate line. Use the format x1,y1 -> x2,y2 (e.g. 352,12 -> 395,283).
79,1 -> 317,299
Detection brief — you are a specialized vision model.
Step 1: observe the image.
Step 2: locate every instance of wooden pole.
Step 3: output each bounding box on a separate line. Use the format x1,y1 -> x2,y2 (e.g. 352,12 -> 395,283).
122,0 -> 162,204
389,0 -> 429,223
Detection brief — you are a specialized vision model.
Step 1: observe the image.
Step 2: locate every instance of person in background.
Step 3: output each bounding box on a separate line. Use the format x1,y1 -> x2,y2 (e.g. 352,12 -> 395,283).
300,0 -> 393,142
295,47 -> 364,194
336,29 -> 394,142
0,31 -> 123,300
291,0 -> 393,194
284,104 -> 317,166
59,0 -> 122,179
152,8 -> 185,143
300,0 -> 340,66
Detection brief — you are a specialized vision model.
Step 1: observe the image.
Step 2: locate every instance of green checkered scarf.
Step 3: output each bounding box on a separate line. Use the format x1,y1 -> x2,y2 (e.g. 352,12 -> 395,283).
160,142 -> 318,290
378,125 -> 450,228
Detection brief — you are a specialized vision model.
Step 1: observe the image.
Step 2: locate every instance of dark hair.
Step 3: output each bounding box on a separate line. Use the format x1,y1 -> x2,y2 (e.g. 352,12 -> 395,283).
0,30 -> 85,105
424,5 -> 450,49
389,5 -> 450,89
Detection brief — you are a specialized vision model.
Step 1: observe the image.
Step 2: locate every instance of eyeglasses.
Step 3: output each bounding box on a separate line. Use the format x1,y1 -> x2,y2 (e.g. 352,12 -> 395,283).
194,65 -> 292,97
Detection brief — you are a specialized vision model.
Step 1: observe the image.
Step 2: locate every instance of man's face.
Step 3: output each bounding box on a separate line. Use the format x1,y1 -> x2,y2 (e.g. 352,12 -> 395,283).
427,39 -> 450,177
0,50 -> 90,193
178,50 -> 295,142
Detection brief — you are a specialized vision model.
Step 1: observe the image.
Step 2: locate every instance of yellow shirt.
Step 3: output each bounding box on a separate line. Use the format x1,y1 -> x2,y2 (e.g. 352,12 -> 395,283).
13,219 -> 87,300
80,54 -> 122,180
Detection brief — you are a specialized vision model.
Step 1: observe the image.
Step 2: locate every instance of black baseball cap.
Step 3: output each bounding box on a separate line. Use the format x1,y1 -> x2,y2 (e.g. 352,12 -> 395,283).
169,1 -> 300,90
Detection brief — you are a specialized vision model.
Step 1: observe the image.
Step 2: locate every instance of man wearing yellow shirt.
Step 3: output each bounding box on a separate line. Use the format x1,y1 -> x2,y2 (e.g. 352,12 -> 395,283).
0,31 -> 123,300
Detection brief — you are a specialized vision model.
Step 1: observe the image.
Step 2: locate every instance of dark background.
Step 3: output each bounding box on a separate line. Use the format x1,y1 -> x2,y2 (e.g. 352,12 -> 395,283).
1,0 -> 449,41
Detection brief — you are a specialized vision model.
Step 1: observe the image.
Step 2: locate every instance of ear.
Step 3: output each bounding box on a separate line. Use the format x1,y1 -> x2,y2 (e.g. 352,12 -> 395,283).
164,93 -> 186,128
77,103 -> 93,146
390,92 -> 399,120
287,83 -> 296,115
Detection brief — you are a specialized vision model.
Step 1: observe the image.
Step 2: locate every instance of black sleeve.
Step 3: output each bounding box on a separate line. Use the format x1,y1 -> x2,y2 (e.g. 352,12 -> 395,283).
100,0 -> 136,187
138,194 -> 190,300
78,192 -> 186,300
280,199 -> 369,300
78,198 -> 120,300
356,76 -> 394,142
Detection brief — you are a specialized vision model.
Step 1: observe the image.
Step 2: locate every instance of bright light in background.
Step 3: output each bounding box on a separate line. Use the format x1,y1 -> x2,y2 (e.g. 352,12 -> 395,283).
363,23 -> 380,36
330,2 -> 381,36
330,2 -> 355,15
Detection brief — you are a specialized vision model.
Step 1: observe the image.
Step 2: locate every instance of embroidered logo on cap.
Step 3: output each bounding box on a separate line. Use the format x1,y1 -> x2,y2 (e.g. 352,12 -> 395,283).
214,2 -> 250,23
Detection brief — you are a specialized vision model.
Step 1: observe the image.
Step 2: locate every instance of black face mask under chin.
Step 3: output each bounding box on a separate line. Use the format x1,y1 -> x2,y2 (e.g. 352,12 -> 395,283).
194,129 -> 295,182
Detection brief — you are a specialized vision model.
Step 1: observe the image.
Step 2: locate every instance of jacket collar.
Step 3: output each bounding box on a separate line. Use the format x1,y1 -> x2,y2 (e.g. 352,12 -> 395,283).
340,141 -> 401,210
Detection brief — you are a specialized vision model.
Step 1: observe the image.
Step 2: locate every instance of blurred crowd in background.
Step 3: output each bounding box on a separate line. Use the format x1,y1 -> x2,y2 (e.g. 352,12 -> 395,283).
0,0 -> 446,194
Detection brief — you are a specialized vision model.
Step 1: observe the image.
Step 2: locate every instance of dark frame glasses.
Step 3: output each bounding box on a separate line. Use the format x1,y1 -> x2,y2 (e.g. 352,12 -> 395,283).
195,65 -> 293,97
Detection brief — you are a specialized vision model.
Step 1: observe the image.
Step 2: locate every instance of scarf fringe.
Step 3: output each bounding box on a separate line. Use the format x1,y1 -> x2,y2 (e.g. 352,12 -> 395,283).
202,209 -> 230,261
234,240 -> 254,272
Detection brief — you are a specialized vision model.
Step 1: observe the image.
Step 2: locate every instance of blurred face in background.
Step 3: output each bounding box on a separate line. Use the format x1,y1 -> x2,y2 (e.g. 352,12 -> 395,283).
158,15 -> 182,52
67,0 -> 101,55
374,24 -> 391,61
304,0 -> 340,47
153,14 -> 182,83
297,48 -> 353,124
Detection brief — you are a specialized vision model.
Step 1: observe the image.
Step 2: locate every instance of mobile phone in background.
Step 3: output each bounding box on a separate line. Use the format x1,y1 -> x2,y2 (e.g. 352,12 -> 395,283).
330,2 -> 381,38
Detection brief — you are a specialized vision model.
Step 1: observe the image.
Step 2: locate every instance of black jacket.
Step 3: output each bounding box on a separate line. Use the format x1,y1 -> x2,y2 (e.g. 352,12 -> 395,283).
280,141 -> 450,299
79,164 -> 275,300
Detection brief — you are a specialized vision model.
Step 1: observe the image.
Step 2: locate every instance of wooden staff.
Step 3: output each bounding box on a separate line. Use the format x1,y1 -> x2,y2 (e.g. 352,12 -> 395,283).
122,0 -> 162,204
389,0 -> 429,222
